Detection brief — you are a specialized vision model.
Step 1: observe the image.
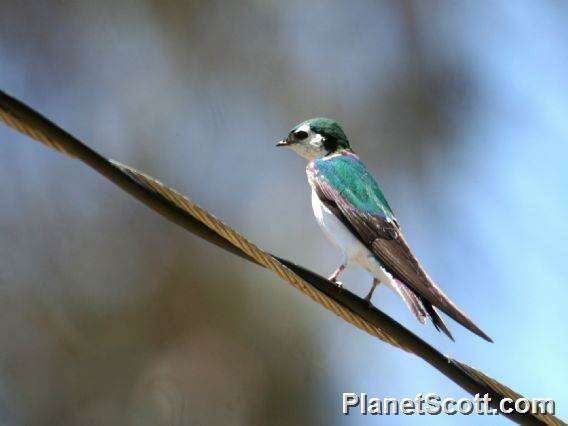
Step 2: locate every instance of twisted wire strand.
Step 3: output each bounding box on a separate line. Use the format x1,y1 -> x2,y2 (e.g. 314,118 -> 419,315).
0,89 -> 563,425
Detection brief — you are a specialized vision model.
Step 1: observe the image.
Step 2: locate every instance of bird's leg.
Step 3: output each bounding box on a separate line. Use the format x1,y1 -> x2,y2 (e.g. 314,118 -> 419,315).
328,257 -> 347,287
364,278 -> 381,303
328,264 -> 345,282
328,264 -> 345,287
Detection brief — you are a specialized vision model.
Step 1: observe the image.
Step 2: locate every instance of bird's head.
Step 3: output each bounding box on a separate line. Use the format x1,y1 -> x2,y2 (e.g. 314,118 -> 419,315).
276,117 -> 351,159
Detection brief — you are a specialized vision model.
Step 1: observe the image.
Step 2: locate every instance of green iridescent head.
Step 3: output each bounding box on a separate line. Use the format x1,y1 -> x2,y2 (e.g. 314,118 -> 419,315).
276,117 -> 351,159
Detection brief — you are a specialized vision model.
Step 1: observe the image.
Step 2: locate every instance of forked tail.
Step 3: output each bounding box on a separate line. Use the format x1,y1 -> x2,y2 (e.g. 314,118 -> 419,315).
393,279 -> 454,341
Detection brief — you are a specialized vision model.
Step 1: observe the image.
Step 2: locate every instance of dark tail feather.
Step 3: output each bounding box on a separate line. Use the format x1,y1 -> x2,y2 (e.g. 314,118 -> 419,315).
423,300 -> 455,341
394,279 -> 454,341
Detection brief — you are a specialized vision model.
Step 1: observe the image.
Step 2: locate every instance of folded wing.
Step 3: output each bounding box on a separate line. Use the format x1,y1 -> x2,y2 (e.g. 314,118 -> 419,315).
309,152 -> 492,342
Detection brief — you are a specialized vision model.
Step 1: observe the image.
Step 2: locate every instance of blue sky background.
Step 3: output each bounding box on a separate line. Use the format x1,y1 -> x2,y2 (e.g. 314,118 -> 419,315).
0,1 -> 566,424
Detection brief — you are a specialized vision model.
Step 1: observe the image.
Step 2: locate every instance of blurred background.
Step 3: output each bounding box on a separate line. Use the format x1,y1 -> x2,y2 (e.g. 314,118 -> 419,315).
0,1 -> 566,424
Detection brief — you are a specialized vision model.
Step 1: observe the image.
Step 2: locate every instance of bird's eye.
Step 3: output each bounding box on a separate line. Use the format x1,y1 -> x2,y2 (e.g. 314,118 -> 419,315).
294,130 -> 308,140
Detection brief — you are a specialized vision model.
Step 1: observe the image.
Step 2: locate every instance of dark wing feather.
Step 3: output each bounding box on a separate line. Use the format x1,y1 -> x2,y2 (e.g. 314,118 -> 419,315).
310,161 -> 492,342
370,236 -> 491,341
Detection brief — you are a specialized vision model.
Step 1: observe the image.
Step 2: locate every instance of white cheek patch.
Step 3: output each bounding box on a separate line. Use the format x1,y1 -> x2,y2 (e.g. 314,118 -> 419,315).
309,133 -> 324,148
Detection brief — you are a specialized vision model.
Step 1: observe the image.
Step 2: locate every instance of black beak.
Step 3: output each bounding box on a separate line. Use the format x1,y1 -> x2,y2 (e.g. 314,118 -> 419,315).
276,138 -> 290,147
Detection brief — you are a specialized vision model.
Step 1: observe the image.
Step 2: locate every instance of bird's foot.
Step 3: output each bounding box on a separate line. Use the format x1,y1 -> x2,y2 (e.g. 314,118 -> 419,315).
328,277 -> 343,288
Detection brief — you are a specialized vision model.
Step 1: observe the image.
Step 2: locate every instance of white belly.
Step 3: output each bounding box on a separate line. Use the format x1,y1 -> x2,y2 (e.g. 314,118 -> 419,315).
310,188 -> 396,287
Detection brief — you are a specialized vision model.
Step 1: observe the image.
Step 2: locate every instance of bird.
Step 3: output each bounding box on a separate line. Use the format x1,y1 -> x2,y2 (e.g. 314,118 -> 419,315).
276,117 -> 492,342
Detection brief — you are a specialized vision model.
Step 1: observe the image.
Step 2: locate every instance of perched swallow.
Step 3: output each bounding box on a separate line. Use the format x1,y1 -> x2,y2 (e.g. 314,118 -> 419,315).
277,118 -> 492,342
